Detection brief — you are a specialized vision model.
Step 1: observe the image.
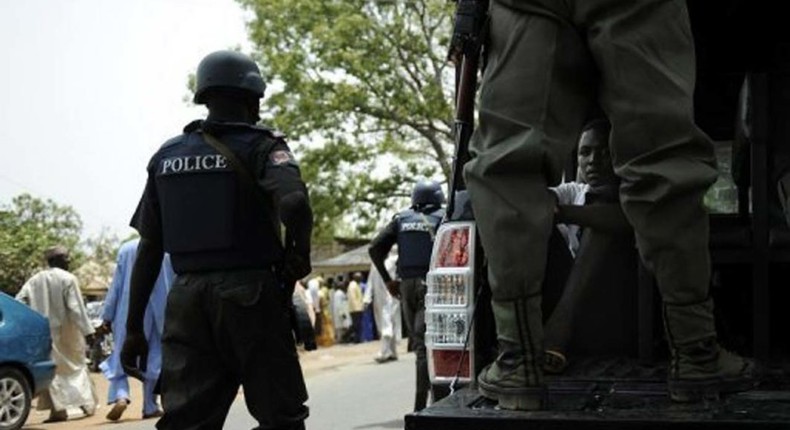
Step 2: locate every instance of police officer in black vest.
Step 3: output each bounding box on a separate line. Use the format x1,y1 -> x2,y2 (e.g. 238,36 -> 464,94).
121,50 -> 312,430
369,180 -> 445,411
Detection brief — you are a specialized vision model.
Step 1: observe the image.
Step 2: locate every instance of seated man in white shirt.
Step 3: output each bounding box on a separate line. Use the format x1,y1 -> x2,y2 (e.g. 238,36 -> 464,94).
543,118 -> 635,373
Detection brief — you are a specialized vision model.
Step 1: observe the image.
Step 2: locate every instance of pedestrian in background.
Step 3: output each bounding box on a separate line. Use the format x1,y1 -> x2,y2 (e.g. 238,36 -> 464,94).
369,180 -> 445,411
359,273 -> 376,342
332,280 -> 351,343
307,276 -> 323,337
316,279 -> 336,347
16,246 -> 98,422
365,254 -> 401,363
346,272 -> 365,343
99,238 -> 175,421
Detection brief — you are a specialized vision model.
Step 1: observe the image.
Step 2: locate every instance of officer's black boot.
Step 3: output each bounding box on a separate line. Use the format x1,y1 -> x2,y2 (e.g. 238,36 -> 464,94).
664,299 -> 757,402
477,298 -> 546,410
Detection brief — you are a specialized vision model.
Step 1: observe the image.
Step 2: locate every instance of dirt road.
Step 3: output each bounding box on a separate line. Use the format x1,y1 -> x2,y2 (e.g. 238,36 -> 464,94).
23,341 -> 388,429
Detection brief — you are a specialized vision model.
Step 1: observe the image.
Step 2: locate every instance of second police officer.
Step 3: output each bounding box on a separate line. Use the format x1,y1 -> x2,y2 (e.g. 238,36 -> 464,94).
369,180 -> 445,412
121,50 -> 313,430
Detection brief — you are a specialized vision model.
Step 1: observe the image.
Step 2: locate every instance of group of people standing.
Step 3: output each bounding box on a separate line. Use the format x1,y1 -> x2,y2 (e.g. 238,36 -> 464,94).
14,51 -> 441,429
17,6 -> 776,422
304,272 -> 374,347
15,239 -> 173,423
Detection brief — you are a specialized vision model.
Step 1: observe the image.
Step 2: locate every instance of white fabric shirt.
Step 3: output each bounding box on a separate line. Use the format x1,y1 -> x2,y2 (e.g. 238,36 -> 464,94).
551,182 -> 590,258
365,255 -> 402,358
16,267 -> 98,411
306,278 -> 321,313
331,289 -> 350,329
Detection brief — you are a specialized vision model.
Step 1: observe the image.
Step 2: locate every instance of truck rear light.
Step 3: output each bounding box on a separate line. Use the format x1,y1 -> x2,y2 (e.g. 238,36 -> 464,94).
426,310 -> 470,346
431,349 -> 471,379
426,271 -> 471,307
426,221 -> 477,385
431,223 -> 473,269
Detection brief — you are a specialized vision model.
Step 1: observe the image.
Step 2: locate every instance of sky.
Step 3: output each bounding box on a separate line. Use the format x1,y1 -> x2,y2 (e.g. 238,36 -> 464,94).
0,0 -> 253,240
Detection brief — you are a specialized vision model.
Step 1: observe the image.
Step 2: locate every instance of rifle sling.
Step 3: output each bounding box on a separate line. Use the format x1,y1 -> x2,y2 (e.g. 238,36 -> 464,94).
200,131 -> 284,247
201,131 -> 261,197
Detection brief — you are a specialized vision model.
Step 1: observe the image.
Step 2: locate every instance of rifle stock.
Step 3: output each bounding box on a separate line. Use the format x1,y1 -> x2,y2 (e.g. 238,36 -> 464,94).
447,0 -> 488,219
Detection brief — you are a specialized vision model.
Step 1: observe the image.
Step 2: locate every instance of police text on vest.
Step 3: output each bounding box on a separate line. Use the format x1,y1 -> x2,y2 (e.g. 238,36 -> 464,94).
160,155 -> 228,175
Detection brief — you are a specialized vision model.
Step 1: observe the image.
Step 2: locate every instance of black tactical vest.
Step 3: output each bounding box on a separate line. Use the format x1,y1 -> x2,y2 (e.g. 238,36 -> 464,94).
152,123 -> 283,273
396,207 -> 444,279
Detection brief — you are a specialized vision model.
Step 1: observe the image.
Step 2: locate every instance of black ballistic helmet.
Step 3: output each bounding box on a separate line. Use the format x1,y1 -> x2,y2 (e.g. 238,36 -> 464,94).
411,180 -> 445,208
194,50 -> 266,104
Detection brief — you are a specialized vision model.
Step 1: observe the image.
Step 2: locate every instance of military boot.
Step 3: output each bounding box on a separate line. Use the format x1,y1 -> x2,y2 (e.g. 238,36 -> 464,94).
477,298 -> 546,410
663,299 -> 757,402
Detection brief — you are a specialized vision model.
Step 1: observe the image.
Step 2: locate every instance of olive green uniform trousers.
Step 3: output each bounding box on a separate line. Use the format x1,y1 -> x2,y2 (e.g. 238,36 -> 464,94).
465,0 -> 718,378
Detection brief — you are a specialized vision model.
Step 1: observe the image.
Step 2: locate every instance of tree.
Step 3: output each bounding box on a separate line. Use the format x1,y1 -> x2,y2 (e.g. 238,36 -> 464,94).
237,0 -> 456,240
0,194 -> 84,294
76,227 -> 123,296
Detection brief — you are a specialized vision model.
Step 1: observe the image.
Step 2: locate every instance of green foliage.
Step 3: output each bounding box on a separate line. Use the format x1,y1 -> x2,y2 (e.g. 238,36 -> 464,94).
237,0 -> 456,240
0,194 -> 84,294
76,228 -> 123,293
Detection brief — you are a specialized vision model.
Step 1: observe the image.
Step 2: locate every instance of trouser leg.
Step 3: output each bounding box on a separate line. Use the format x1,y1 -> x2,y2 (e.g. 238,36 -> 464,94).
143,378 -> 159,415
107,376 -> 130,404
463,0 -> 593,410
143,329 -> 163,415
212,271 -> 308,430
350,312 -> 363,343
401,278 -> 429,411
769,73 -> 790,228
389,335 -> 399,357
579,0 -> 755,398
583,0 -> 717,305
413,304 -> 429,412
156,279 -> 238,430
544,230 -> 617,356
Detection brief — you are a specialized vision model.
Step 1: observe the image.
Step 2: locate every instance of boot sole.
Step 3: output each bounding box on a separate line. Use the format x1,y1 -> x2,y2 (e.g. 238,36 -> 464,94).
478,379 -> 544,411
668,376 -> 758,402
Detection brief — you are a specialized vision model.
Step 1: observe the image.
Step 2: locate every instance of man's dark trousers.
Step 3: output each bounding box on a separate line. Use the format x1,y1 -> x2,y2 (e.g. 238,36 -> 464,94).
157,269 -> 308,430
400,277 -> 429,411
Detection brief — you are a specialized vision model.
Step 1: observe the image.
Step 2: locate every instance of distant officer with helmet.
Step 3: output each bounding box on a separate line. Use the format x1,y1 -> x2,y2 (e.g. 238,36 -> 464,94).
121,50 -> 312,430
369,180 -> 445,411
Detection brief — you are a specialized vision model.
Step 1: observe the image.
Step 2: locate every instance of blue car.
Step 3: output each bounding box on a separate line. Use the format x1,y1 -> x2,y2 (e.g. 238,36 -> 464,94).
0,291 -> 56,430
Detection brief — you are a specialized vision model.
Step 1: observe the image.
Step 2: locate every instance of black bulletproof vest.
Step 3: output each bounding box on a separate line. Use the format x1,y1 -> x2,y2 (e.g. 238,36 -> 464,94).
396,207 -> 444,279
153,125 -> 283,273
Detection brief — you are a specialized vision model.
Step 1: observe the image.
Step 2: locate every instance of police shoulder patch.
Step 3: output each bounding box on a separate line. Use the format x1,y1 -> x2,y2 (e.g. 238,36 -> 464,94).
269,149 -> 297,166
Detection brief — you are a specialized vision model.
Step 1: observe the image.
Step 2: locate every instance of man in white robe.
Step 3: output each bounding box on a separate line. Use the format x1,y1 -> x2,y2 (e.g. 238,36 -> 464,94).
331,282 -> 350,342
16,246 -> 98,422
365,255 -> 402,363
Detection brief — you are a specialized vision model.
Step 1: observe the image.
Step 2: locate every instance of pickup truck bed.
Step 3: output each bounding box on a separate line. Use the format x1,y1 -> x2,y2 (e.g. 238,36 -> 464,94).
406,358 -> 790,430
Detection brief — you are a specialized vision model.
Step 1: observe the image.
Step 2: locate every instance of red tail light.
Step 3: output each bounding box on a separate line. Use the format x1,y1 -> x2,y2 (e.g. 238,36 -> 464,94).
427,222 -> 477,385
434,225 -> 471,268
432,349 -> 471,379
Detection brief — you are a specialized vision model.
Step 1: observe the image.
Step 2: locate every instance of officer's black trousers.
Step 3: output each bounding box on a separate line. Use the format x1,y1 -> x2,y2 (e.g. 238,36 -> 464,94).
156,269 -> 308,430
400,277 -> 429,411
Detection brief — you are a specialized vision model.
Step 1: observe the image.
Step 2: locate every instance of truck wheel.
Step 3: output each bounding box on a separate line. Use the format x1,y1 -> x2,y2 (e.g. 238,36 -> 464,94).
0,367 -> 32,430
